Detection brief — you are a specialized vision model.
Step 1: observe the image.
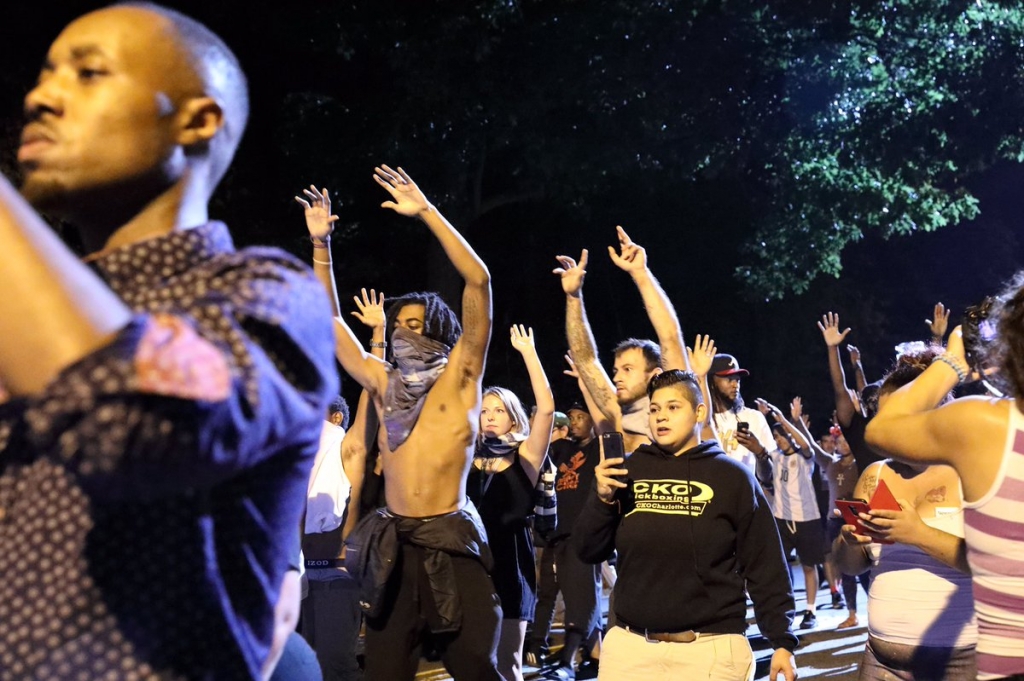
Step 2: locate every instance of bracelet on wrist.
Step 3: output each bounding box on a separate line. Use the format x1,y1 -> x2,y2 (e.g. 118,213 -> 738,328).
312,258 -> 332,266
932,353 -> 968,384
369,341 -> 387,349
310,235 -> 330,249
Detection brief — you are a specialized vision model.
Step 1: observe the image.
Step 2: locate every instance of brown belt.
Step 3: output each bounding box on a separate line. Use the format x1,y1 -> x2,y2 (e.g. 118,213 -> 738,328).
620,624 -> 698,643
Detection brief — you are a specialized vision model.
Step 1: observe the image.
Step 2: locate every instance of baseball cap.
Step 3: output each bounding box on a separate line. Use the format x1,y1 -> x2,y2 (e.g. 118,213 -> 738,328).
710,353 -> 750,377
566,401 -> 588,415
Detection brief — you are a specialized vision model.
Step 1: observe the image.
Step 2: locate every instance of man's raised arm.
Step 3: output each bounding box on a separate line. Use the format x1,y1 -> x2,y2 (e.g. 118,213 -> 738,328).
609,225 -> 689,372
374,165 -> 491,385
0,176 -> 131,395
296,185 -> 387,396
555,250 -> 622,429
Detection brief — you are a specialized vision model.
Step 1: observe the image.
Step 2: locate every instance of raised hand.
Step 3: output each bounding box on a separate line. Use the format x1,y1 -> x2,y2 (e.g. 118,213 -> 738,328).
510,324 -> 536,355
553,250 -> 589,297
926,302 -> 951,340
351,288 -> 385,330
946,325 -> 966,364
790,396 -> 804,423
607,225 -> 648,274
563,352 -> 579,379
847,344 -> 861,364
817,312 -> 851,347
373,165 -> 430,217
294,185 -> 339,241
755,397 -> 783,422
687,334 -> 717,377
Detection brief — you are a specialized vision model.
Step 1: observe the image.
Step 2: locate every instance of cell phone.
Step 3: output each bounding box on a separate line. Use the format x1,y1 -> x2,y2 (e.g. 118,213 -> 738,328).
599,432 -> 625,460
836,479 -> 901,544
737,422 -> 750,433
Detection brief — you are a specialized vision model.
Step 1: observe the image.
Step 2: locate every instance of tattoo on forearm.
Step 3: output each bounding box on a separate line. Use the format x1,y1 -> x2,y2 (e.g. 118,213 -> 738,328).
566,299 -> 596,364
566,298 -> 616,416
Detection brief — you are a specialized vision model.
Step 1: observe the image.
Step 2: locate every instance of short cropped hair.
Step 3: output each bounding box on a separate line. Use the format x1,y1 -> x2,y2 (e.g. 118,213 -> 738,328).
646,369 -> 703,410
328,395 -> 350,430
117,2 -> 249,189
613,338 -> 662,371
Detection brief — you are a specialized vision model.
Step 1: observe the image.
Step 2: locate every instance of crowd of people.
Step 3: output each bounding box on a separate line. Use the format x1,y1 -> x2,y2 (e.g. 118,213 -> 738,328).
3,4 -> 1024,681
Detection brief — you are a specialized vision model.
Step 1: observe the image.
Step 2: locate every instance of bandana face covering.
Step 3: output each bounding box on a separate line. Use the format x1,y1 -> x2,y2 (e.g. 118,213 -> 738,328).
621,395 -> 652,438
383,327 -> 451,450
476,431 -> 527,458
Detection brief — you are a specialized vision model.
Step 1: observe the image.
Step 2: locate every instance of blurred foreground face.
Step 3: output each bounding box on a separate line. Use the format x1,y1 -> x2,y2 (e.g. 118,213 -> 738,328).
20,7 -> 192,214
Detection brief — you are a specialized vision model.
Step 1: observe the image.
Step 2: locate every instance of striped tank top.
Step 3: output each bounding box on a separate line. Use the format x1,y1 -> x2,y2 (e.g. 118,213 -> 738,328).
963,402 -> 1024,680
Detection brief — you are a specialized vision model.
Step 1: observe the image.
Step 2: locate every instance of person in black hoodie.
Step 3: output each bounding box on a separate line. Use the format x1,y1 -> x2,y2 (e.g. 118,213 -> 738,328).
575,370 -> 799,681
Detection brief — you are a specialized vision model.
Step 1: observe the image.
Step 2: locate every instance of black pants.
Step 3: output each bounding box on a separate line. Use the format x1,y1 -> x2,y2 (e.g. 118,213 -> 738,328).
531,537 -> 601,662
300,570 -> 363,681
364,543 -> 503,681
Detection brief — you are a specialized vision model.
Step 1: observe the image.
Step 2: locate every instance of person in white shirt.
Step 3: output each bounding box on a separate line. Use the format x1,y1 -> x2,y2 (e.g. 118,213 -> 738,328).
710,354 -> 774,490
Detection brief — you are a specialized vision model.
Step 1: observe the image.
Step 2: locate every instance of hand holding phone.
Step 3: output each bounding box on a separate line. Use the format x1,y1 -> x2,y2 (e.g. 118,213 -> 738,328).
836,479 -> 902,544
595,432 -> 628,504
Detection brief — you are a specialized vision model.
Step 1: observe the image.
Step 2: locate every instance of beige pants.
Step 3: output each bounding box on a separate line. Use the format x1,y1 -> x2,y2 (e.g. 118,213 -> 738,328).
598,626 -> 755,681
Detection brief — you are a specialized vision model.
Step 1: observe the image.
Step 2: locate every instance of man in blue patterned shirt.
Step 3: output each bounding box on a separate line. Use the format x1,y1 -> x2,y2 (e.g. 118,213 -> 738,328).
0,3 -> 336,678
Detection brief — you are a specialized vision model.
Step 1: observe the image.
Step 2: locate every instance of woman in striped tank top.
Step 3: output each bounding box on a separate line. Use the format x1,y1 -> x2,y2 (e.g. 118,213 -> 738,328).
867,276 -> 1024,681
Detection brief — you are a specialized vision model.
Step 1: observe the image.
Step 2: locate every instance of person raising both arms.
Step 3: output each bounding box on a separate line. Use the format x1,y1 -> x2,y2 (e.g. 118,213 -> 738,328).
297,167 -> 501,681
555,226 -> 693,454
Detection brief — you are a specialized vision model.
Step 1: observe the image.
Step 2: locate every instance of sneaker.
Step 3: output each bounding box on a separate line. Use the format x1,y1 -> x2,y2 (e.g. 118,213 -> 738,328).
524,642 -> 549,668
576,659 -> 599,680
836,613 -> 859,630
831,591 -> 845,610
799,610 -> 817,629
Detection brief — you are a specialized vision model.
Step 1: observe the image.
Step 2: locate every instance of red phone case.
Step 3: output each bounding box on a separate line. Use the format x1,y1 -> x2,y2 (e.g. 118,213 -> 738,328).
835,479 -> 901,544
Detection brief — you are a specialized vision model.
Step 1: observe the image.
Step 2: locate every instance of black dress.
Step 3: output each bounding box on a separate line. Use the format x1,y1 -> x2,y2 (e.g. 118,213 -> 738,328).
468,447 -> 537,621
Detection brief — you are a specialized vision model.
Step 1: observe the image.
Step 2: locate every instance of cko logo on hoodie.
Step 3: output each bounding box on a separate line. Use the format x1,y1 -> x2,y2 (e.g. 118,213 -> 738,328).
627,479 -> 714,517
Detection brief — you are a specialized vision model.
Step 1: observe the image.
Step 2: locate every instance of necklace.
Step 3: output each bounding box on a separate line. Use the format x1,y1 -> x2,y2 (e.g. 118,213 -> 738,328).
478,456 -> 504,474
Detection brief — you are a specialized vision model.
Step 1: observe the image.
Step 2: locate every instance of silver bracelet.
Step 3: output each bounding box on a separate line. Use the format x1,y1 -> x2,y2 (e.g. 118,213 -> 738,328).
312,258 -> 332,266
369,341 -> 387,349
932,353 -> 967,384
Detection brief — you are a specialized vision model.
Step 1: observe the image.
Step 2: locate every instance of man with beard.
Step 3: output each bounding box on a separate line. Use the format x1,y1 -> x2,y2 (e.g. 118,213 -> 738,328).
555,227 -> 689,453
0,4 -> 337,677
709,354 -> 775,489
299,167 -> 501,681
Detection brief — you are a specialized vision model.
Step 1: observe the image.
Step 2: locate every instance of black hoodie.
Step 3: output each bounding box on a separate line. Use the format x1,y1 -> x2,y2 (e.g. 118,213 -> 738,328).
574,439 -> 798,651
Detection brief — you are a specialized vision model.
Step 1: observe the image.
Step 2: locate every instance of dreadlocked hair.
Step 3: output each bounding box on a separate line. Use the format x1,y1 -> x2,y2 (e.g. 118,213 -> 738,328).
879,343 -> 949,403
384,291 -> 462,351
989,271 -> 1024,400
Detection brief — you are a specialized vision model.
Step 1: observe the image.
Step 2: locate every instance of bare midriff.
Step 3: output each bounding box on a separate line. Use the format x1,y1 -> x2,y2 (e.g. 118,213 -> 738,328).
376,378 -> 477,518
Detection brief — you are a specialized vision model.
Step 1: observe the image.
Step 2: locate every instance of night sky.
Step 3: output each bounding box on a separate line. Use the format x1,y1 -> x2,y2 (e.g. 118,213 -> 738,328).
3,1 -> 1022,427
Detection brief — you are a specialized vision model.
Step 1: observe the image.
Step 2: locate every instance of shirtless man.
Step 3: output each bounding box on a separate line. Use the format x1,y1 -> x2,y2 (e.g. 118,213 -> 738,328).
554,227 -> 693,453
299,166 -> 498,681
